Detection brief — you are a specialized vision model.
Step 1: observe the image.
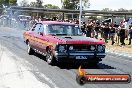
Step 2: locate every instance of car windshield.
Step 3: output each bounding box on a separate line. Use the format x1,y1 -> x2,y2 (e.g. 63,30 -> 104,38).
46,24 -> 82,36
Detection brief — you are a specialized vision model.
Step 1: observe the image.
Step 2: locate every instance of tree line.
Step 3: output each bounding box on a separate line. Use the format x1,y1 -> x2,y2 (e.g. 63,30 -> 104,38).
0,0 -> 90,9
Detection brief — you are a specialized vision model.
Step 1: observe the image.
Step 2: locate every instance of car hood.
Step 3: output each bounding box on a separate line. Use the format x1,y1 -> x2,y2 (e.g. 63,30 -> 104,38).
48,35 -> 105,45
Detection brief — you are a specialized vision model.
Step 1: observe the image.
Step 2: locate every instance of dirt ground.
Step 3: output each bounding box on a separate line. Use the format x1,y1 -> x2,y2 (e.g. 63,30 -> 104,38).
106,38 -> 132,54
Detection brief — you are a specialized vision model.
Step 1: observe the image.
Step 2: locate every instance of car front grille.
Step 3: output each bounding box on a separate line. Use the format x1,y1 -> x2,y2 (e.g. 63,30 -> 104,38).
56,44 -> 105,53
68,44 -> 95,51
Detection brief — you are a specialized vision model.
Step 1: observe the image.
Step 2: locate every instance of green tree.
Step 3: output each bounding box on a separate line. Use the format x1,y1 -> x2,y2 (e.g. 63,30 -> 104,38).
19,0 -> 29,7
0,0 -> 9,7
4,0 -> 9,6
83,0 -> 90,8
9,0 -> 17,6
36,0 -> 43,8
0,0 -> 4,7
44,4 -> 60,9
61,0 -> 90,10
0,0 -> 17,7
61,0 -> 75,9
29,2 -> 37,7
29,0 -> 43,8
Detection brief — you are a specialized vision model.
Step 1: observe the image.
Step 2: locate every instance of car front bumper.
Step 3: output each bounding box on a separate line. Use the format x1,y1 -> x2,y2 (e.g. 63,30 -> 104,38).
54,51 -> 106,63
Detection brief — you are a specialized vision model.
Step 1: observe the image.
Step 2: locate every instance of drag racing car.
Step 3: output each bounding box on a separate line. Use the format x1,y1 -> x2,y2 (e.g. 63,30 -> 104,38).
23,21 -> 106,66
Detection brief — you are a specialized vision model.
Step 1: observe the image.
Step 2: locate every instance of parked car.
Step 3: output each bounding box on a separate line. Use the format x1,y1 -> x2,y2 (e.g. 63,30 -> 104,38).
23,21 -> 106,65
17,15 -> 31,29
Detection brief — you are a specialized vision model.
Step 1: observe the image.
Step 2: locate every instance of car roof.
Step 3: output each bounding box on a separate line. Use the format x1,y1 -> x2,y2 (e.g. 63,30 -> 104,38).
41,21 -> 76,25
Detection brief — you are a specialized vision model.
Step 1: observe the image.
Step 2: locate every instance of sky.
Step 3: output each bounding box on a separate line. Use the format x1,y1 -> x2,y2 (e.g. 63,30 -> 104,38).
17,0 -> 132,10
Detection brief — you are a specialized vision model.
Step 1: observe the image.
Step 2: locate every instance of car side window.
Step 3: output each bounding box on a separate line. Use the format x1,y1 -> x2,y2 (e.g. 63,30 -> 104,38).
38,24 -> 44,33
31,23 -> 41,32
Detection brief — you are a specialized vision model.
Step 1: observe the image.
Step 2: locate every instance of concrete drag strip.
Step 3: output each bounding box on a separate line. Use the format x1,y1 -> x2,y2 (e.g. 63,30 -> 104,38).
0,46 -> 58,88
36,72 -> 59,88
106,50 -> 132,58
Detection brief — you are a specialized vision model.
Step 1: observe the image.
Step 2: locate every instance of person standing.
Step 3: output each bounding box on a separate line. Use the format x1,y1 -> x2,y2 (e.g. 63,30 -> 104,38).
119,25 -> 126,45
128,26 -> 132,45
94,23 -> 100,39
103,24 -> 110,43
86,22 -> 93,37
110,26 -> 116,45
100,23 -> 105,38
81,22 -> 86,34
29,16 -> 37,27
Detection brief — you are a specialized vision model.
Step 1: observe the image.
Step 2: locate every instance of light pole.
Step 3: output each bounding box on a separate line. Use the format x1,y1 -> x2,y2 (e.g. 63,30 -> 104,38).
79,0 -> 82,28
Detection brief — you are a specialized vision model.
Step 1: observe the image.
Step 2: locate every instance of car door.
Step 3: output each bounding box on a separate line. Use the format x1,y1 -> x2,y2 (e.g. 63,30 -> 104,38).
36,24 -> 49,54
27,24 -> 38,49
30,23 -> 41,50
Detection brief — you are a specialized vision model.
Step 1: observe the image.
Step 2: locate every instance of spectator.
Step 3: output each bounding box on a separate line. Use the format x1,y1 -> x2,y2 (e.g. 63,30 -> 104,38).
81,22 -> 86,34
29,16 -> 37,27
86,22 -> 93,37
128,26 -> 132,45
94,23 -> 100,39
91,21 -> 96,38
119,25 -> 126,45
38,16 -> 42,22
110,26 -> 116,45
103,24 -> 110,43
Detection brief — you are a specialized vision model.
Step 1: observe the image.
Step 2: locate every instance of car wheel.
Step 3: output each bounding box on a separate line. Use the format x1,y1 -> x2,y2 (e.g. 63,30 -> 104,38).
46,49 -> 55,65
27,42 -> 34,55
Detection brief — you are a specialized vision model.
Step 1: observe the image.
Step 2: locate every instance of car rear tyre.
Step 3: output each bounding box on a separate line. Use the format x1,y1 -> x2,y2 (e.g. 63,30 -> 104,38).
46,49 -> 56,65
27,42 -> 34,55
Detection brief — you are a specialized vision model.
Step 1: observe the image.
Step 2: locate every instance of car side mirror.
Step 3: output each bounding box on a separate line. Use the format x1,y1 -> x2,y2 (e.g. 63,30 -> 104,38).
39,32 -> 44,36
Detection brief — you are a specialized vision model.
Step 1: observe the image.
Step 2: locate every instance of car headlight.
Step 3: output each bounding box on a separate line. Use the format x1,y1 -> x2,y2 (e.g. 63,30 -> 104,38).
98,45 -> 104,52
90,45 -> 95,51
58,45 -> 66,52
69,46 -> 73,50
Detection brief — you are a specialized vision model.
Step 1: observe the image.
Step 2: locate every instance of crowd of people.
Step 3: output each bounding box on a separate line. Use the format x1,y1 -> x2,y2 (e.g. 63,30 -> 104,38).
80,20 -> 132,46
